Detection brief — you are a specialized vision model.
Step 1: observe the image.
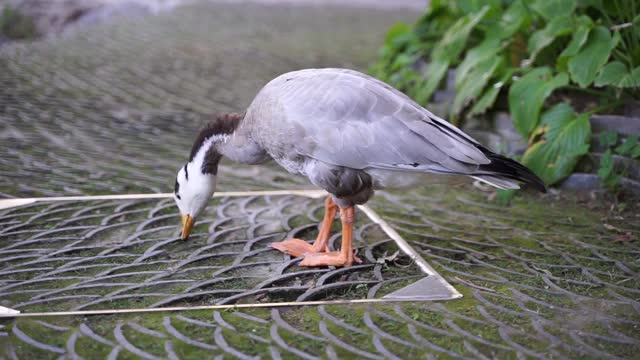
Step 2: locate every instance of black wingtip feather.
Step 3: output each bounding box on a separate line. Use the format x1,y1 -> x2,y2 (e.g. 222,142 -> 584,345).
478,147 -> 547,193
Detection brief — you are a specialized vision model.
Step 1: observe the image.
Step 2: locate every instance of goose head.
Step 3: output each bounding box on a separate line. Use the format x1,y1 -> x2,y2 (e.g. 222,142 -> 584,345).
174,159 -> 217,240
173,113 -> 244,240
174,133 -> 224,240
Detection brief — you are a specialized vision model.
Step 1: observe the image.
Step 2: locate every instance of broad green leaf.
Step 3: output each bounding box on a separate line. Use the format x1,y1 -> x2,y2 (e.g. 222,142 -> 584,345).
497,0 -> 531,39
531,0 -> 576,20
456,0 -> 499,14
456,0 -> 528,87
470,69 -> 514,116
414,6 -> 452,41
432,6 -> 489,61
557,17 -> 592,71
415,59 -> 449,104
419,0 -> 449,21
522,104 -> 591,184
528,15 -> 573,60
618,66 -> 640,88
568,26 -> 620,88
595,62 -> 640,88
520,142 -> 547,172
508,68 -> 569,138
595,61 -> 627,86
390,53 -> 414,72
426,0 -> 446,13
573,15 -> 593,31
456,36 -> 501,88
469,86 -> 500,117
542,106 -> 591,154
598,130 -> 618,147
522,140 -> 589,185
390,69 -> 413,94
417,7 -> 489,103
451,56 -> 502,116
598,149 -> 614,180
540,102 -> 575,126
384,22 -> 412,46
615,136 -> 639,156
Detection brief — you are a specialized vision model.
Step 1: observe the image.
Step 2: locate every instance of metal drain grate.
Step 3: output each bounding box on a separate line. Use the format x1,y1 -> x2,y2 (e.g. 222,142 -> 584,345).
0,191 -> 459,315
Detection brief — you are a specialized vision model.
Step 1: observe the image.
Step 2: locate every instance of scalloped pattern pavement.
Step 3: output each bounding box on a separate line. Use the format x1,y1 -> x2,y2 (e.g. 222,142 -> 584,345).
0,195 -> 425,313
1,188 -> 639,358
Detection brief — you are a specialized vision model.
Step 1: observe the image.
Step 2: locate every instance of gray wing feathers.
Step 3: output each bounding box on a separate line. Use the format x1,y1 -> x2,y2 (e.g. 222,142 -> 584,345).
262,69 -> 490,175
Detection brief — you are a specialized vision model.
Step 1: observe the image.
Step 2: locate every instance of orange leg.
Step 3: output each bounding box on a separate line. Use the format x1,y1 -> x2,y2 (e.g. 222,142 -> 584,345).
270,196 -> 338,257
299,206 -> 362,267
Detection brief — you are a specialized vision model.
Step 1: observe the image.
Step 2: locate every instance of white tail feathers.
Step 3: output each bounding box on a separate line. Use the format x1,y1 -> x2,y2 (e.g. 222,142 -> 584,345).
471,175 -> 520,190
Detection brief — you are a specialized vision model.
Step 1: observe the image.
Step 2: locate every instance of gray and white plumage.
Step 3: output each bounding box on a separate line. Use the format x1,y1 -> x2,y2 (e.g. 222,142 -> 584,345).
175,68 -> 545,222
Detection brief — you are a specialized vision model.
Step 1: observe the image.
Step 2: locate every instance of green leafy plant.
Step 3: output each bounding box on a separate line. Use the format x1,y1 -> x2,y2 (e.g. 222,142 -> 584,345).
371,0 -> 640,188
598,132 -> 640,190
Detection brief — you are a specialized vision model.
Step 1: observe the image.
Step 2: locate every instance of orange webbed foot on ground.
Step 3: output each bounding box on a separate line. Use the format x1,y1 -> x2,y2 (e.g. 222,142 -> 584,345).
299,251 -> 362,267
270,238 -> 317,258
270,196 -> 336,258
299,205 -> 359,267
270,198 -> 360,268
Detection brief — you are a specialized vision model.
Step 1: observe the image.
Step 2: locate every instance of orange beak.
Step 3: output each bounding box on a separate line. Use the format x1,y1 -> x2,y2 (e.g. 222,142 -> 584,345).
181,214 -> 195,240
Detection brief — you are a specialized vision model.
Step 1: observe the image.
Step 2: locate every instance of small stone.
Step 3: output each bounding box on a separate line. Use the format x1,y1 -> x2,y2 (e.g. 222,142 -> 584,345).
559,173 -> 602,191
591,115 -> 640,137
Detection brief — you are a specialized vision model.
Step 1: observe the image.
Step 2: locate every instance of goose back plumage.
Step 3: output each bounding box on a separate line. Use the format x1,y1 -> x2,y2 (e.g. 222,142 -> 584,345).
244,68 -> 545,193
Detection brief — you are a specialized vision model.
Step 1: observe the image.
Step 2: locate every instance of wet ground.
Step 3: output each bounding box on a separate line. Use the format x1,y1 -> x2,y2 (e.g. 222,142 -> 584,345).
1,1 -> 639,358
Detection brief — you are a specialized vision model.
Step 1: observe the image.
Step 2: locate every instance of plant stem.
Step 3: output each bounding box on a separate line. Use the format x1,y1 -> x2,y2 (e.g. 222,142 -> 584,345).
565,85 -> 618,99
586,101 -> 624,116
613,48 -> 633,67
610,22 -> 632,31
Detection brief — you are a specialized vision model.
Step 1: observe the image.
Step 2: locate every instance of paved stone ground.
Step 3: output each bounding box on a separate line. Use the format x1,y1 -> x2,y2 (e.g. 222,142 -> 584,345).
1,1 -> 640,359
0,194 -> 437,313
